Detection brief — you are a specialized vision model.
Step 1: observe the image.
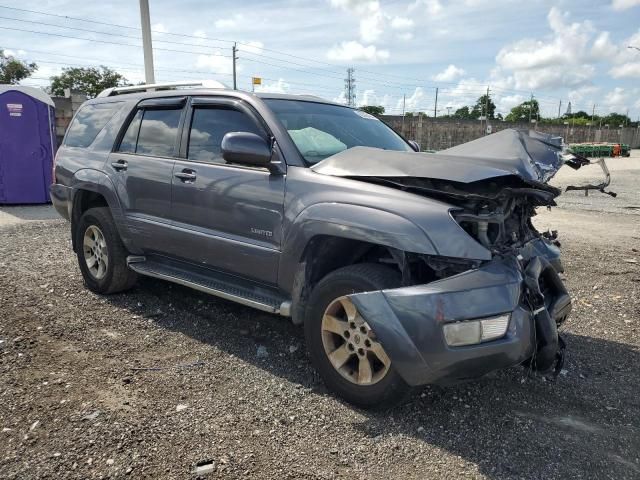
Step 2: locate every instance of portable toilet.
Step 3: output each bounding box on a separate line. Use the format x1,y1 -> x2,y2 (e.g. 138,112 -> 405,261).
0,85 -> 56,204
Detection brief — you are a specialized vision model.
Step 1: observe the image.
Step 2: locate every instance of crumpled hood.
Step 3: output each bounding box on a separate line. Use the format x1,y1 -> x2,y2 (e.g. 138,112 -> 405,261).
311,129 -> 570,184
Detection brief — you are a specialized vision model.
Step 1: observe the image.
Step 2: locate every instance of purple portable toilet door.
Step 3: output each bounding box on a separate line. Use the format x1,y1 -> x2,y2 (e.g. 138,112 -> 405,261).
0,89 -> 54,204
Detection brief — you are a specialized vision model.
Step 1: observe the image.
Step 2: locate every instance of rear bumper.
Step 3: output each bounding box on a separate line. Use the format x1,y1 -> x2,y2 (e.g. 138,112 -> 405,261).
50,183 -> 73,221
349,239 -> 570,386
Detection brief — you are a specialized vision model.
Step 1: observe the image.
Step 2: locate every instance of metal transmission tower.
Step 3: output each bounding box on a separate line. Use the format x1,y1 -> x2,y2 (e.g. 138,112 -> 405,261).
344,68 -> 356,107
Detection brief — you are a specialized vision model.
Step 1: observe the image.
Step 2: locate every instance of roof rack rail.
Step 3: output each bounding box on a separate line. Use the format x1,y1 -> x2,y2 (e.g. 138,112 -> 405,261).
97,80 -> 228,98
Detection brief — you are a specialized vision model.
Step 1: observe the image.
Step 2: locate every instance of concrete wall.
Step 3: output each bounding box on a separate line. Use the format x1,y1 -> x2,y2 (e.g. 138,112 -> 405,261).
52,93 -> 86,147
381,115 -> 640,151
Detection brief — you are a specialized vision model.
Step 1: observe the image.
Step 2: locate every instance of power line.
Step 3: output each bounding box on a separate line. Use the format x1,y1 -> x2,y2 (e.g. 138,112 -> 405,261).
0,4 -> 540,96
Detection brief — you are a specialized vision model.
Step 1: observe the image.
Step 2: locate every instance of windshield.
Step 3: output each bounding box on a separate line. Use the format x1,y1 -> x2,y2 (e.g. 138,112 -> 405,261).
264,99 -> 413,164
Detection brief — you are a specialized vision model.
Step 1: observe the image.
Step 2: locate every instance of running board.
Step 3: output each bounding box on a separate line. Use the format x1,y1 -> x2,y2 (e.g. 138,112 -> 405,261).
127,256 -> 291,316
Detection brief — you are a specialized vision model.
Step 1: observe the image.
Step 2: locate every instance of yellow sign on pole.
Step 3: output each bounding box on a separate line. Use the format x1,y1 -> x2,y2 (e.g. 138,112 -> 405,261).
252,77 -> 262,85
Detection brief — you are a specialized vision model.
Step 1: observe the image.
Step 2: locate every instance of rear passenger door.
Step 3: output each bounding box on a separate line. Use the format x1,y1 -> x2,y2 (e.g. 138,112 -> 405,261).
109,97 -> 186,254
168,97 -> 285,285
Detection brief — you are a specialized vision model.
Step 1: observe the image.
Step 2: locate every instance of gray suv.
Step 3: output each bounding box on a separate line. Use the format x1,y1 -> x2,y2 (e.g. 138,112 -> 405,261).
51,84 -> 578,407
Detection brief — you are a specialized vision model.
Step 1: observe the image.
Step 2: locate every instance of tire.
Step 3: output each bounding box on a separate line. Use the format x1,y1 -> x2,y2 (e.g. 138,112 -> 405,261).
304,263 -> 410,408
75,207 -> 137,294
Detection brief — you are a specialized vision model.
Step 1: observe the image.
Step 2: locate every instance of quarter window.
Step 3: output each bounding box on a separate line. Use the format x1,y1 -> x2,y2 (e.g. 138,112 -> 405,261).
188,107 -> 263,163
64,102 -> 122,148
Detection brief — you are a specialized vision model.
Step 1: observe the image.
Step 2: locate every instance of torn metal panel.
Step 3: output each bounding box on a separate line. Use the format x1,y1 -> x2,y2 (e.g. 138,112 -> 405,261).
312,129 -> 577,185
348,239 -> 568,386
566,157 -> 617,197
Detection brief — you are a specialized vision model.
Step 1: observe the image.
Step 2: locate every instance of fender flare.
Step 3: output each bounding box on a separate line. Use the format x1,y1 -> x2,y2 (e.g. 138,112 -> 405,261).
69,169 -> 140,254
277,202 -> 438,292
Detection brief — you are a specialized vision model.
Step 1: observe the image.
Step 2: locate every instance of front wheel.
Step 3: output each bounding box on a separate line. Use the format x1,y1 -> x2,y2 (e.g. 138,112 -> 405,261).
75,207 -> 137,294
304,263 -> 410,408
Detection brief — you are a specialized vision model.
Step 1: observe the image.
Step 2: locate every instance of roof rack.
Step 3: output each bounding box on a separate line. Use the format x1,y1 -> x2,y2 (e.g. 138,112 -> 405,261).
97,80 -> 228,98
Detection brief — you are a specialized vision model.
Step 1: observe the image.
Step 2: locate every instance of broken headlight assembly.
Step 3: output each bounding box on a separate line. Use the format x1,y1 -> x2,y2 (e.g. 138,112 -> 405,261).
443,314 -> 511,347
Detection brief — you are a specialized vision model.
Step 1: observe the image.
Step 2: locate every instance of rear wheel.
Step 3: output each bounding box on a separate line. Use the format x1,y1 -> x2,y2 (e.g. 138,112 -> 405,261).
75,207 -> 137,294
305,263 -> 410,408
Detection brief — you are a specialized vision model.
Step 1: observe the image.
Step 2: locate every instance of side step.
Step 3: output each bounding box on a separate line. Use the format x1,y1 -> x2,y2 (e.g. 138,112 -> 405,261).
127,256 -> 291,316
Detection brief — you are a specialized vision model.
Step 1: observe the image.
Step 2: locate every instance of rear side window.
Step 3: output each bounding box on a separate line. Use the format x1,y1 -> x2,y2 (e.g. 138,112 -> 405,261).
188,107 -> 263,163
64,103 -> 121,148
117,108 -> 182,157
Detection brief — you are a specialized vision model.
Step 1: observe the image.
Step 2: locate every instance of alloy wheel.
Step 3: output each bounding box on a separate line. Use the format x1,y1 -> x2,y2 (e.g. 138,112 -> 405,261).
321,296 -> 391,385
83,225 -> 109,280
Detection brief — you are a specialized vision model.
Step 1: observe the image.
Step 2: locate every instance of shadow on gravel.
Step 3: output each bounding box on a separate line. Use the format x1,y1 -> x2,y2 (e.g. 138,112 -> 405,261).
106,277 -> 640,480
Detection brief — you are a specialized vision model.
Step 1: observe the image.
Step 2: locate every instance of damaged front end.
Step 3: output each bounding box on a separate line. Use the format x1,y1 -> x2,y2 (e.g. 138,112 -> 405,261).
316,129 -> 584,385
345,175 -> 573,385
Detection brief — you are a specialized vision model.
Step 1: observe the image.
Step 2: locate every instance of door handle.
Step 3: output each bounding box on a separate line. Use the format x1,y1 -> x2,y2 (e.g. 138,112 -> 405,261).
174,169 -> 197,182
111,160 -> 128,171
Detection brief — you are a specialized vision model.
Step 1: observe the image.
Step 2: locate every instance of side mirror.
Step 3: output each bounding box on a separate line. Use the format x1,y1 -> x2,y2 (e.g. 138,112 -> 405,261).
408,140 -> 420,152
221,132 -> 272,167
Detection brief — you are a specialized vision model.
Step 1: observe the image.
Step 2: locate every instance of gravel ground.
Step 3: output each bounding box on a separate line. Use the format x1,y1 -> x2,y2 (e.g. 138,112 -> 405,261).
1,154 -> 639,479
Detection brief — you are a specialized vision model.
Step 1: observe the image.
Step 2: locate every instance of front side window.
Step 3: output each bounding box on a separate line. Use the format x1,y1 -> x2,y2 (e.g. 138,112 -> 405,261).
117,108 -> 182,157
64,102 -> 122,148
187,107 -> 263,163
263,99 -> 412,165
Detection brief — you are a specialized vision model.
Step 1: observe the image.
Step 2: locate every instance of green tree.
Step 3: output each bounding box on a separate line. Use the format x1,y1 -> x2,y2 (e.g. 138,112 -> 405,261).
601,112 -> 630,127
50,66 -> 128,98
471,94 -> 496,119
565,110 -> 590,120
505,99 -> 540,122
0,49 -> 37,84
454,106 -> 473,119
359,105 -> 385,116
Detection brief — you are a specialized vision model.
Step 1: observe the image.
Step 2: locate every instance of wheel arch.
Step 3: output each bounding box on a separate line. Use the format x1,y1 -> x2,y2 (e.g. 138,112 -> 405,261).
69,169 -> 138,253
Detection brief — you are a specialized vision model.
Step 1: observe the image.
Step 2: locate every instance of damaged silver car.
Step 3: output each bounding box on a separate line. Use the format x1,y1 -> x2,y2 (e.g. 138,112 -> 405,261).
51,89 -> 586,407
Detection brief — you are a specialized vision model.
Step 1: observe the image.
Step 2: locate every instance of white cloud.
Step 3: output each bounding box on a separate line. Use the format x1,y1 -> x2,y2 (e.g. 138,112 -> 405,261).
196,52 -> 233,75
607,30 -> 640,78
397,32 -> 414,41
360,10 -> 385,43
3,49 -> 16,57
568,85 -> 600,105
152,23 -> 168,33
357,88 -> 392,111
397,87 -> 428,112
327,41 -> 389,62
432,64 -> 466,82
254,78 -> 290,94
215,15 -> 243,29
238,41 -> 264,55
330,0 -> 379,16
591,32 -> 617,59
611,0 -> 640,10
390,17 -> 413,30
604,87 -> 628,106
409,0 -> 443,16
329,0 -> 415,44
493,7 -> 611,90
610,63 -> 640,78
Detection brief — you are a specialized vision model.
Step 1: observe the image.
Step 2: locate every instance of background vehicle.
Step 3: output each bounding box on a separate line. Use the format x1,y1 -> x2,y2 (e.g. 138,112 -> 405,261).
51,83 -> 574,407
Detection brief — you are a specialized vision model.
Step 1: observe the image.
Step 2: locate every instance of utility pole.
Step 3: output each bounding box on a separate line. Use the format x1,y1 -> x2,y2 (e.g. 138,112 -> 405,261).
446,106 -> 452,117
528,93 -> 534,124
433,87 -> 438,118
232,43 -> 238,90
589,104 -> 596,141
138,0 -> 155,84
484,86 -> 490,134
557,100 -> 562,119
401,94 -> 406,136
344,68 -> 356,107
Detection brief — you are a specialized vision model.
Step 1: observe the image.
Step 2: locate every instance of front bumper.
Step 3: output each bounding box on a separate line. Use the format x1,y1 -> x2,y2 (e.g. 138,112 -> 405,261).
349,239 -> 571,386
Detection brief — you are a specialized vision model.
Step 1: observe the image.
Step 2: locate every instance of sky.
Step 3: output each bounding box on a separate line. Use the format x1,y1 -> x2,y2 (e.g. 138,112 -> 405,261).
2,0 -> 640,119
